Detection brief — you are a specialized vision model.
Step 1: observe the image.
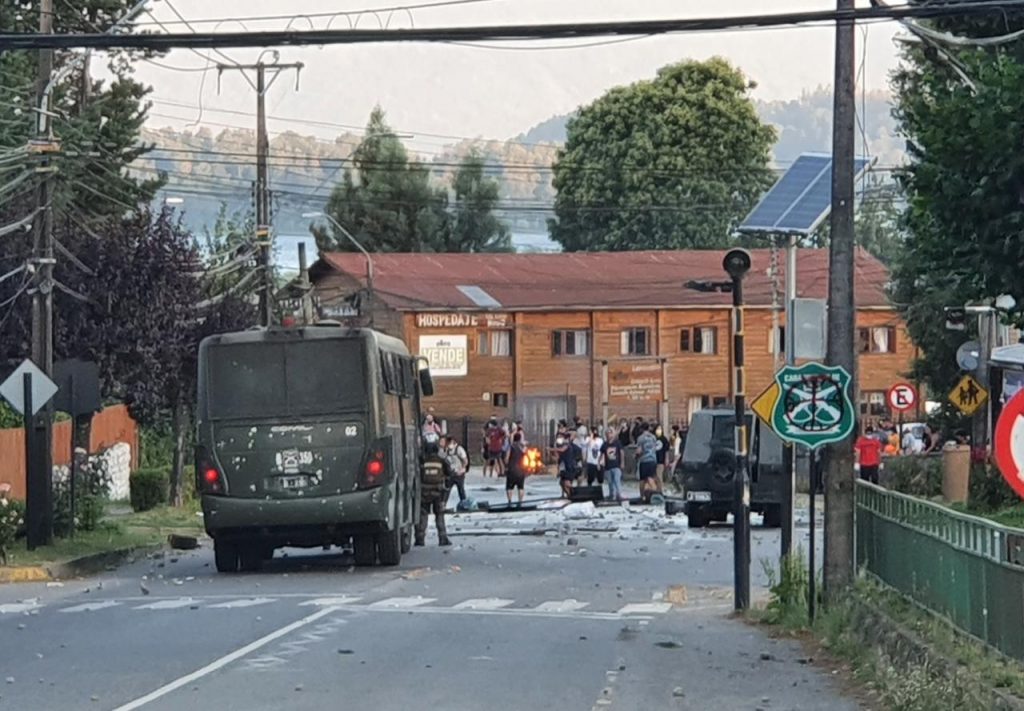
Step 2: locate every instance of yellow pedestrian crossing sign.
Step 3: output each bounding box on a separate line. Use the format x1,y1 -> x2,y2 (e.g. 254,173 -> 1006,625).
751,382 -> 780,429
949,374 -> 988,416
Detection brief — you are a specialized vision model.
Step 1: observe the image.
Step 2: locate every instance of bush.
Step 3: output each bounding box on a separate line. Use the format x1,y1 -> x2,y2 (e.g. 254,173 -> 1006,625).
53,456 -> 112,537
139,424 -> 174,470
968,465 -> 1019,512
885,455 -> 943,497
130,468 -> 169,512
0,497 -> 25,565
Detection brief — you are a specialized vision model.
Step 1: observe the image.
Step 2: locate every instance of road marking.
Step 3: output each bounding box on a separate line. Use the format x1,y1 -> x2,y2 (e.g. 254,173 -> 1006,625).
0,601 -> 40,614
616,603 -> 672,615
207,597 -> 276,609
534,599 -> 590,613
133,598 -> 196,611
60,600 -> 122,613
111,605 -> 341,711
369,596 -> 436,609
452,598 -> 515,610
297,596 -> 362,607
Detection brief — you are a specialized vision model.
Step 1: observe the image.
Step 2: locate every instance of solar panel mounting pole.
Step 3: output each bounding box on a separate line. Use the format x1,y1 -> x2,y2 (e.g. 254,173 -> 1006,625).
780,235 -> 797,560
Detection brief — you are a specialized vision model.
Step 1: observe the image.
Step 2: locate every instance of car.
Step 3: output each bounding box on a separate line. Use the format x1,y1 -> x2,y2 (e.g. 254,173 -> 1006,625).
672,408 -> 785,528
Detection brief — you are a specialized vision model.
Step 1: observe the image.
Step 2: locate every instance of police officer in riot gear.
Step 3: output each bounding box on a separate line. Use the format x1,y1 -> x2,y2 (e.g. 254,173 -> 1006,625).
416,434 -> 454,547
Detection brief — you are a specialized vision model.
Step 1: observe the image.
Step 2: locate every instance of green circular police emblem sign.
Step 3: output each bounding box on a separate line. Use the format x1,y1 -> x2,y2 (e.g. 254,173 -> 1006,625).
770,362 -> 855,450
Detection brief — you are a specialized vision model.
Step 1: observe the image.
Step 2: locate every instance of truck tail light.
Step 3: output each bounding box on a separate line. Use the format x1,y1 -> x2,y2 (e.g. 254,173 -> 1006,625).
195,447 -> 224,494
359,439 -> 390,489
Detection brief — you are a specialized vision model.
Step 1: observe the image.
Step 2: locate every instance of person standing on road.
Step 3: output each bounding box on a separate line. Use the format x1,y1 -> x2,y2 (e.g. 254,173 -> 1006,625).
635,423 -> 659,502
585,427 -> 605,491
506,432 -> 527,507
483,416 -> 506,477
553,430 -> 577,499
602,428 -> 624,501
572,424 -> 588,486
654,424 -> 670,493
422,412 -> 443,438
416,436 -> 454,547
443,434 -> 469,505
855,426 -> 883,484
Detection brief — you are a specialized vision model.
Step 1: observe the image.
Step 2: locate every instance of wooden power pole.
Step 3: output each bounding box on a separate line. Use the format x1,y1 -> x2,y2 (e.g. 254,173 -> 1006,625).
824,0 -> 858,597
216,58 -> 303,327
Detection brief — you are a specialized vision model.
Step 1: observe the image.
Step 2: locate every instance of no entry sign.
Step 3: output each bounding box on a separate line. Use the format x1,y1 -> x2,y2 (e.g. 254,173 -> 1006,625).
994,389 -> 1024,500
887,383 -> 917,413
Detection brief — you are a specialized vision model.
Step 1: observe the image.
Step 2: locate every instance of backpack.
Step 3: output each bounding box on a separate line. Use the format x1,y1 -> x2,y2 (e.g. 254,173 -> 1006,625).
488,427 -> 505,453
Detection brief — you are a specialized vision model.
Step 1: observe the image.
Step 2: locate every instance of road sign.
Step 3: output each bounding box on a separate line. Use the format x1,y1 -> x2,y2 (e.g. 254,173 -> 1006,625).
955,340 -> 981,371
886,383 -> 917,413
949,374 -> 988,417
770,362 -> 855,450
0,359 -> 58,416
994,388 -> 1024,500
751,382 -> 780,429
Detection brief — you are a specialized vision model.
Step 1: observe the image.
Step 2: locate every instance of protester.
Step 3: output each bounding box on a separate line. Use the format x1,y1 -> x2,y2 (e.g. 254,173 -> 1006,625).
635,422 -> 660,502
617,419 -> 631,448
506,432 -> 527,506
483,416 -> 506,477
553,430 -> 577,498
585,427 -> 605,490
572,424 -> 589,485
443,434 -> 469,505
602,428 -> 624,501
854,426 -> 883,484
422,412 -> 443,438
654,424 -> 670,493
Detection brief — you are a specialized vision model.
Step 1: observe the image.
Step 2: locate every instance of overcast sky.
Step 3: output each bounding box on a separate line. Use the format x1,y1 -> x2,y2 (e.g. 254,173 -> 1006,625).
117,0 -> 903,151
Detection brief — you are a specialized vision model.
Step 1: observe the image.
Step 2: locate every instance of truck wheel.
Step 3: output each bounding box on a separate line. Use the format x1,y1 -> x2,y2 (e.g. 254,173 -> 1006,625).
214,540 -> 239,573
238,546 -> 264,572
763,505 -> 782,528
687,507 -> 710,529
399,525 -> 412,554
377,527 -> 402,567
353,535 -> 376,566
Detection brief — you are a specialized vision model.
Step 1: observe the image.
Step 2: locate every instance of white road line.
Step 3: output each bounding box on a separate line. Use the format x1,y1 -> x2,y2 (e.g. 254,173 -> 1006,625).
534,599 -> 590,613
111,605 -> 340,711
297,596 -> 362,607
0,601 -> 41,614
133,598 -> 196,611
60,600 -> 122,613
206,597 -> 276,609
369,596 -> 436,609
616,603 -> 672,615
452,598 -> 515,610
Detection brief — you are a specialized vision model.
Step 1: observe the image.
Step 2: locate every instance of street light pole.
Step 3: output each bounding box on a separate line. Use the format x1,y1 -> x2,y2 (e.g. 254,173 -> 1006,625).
724,249 -> 753,611
303,212 -> 374,328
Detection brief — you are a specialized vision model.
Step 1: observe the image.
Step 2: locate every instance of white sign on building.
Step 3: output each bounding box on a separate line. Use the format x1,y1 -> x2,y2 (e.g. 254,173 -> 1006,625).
418,335 -> 468,377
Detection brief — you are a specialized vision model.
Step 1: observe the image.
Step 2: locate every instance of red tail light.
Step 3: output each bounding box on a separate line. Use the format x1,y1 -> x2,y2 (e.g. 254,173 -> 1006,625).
359,444 -> 389,489
203,468 -> 219,484
195,447 -> 224,494
366,452 -> 385,477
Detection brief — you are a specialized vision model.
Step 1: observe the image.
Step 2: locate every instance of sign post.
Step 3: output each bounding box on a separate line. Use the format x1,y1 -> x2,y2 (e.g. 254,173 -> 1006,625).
767,361 -> 855,621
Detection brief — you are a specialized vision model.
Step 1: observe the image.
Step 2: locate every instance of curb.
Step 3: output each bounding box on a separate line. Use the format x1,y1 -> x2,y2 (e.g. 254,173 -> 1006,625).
0,544 -> 165,584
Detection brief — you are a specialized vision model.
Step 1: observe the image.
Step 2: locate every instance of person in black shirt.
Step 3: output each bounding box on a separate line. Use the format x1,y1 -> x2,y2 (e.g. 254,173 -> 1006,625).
601,428 -> 624,501
506,432 -> 527,506
654,424 -> 670,494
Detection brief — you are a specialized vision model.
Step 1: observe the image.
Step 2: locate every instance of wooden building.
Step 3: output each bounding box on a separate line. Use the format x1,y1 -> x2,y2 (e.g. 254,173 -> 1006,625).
305,249 -> 916,439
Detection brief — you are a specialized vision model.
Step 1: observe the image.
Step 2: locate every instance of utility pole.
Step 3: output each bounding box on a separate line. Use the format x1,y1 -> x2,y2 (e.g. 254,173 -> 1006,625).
824,0 -> 858,598
216,57 -> 303,327
298,242 -> 315,325
26,0 -> 57,548
781,234 -> 798,559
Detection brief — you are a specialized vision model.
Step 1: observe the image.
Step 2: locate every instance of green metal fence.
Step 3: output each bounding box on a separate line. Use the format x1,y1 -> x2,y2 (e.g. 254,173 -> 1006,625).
855,480 -> 1024,660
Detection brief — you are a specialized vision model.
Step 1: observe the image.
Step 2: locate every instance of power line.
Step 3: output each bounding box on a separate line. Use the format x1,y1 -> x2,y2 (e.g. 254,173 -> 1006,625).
6,2 -> 1024,50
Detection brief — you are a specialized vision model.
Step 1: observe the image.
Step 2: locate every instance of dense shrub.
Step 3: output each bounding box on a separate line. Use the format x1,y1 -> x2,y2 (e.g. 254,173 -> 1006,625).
969,465 -> 1019,512
884,455 -> 943,497
130,468 -> 169,512
53,456 -> 112,536
0,497 -> 25,565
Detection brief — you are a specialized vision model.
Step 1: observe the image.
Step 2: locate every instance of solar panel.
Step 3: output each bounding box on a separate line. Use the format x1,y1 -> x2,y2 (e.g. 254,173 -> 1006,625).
456,285 -> 502,308
739,153 -> 871,235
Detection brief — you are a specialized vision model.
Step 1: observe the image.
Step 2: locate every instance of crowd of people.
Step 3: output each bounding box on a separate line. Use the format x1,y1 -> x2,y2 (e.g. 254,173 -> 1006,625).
854,419 -> 970,484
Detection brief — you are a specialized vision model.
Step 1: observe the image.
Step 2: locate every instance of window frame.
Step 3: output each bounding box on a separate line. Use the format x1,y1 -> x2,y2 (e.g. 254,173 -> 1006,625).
479,329 -> 512,358
552,329 -> 590,358
858,326 -> 897,354
680,326 -> 718,355
620,327 -> 651,356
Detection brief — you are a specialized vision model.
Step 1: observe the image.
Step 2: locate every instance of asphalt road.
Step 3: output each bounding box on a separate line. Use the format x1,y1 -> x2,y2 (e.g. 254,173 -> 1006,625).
0,474 -> 853,711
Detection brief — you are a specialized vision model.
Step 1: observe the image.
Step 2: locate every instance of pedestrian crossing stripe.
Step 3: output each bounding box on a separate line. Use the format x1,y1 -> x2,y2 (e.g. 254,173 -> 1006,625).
60,600 -> 121,613
533,599 -> 589,613
298,596 -> 362,607
134,598 -> 197,610
207,597 -> 276,609
452,598 -> 514,610
369,596 -> 436,608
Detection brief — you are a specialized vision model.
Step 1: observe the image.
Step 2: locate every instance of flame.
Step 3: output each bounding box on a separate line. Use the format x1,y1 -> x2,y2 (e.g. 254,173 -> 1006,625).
522,447 -> 544,475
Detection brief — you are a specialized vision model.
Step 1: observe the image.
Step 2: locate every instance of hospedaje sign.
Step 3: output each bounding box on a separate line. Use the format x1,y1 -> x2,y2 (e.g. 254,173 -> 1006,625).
418,335 -> 468,377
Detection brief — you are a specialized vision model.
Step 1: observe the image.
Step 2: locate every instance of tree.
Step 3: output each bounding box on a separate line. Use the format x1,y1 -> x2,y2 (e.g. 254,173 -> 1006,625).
891,25 -> 1024,398
314,107 -> 449,253
809,177 -> 904,264
548,58 -> 777,252
443,152 -> 511,253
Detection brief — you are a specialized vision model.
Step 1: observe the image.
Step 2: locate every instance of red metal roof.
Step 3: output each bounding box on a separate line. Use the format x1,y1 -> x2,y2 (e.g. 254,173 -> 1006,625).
316,248 -> 890,310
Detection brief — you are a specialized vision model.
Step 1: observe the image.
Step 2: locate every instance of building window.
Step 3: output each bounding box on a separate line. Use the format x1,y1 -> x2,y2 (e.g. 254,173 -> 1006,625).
620,327 -> 651,356
478,330 -> 511,357
552,329 -> 589,357
770,325 -> 786,354
689,395 -> 728,421
492,392 -> 509,408
859,326 -> 896,354
680,326 -> 717,355
860,391 -> 887,417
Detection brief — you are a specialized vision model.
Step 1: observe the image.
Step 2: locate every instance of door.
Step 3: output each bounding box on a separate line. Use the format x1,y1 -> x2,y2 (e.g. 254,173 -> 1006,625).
517,396 -> 576,448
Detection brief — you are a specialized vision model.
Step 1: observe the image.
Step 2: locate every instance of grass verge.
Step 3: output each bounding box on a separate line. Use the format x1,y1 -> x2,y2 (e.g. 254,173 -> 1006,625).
2,505 -> 203,569
751,554 -> 1024,711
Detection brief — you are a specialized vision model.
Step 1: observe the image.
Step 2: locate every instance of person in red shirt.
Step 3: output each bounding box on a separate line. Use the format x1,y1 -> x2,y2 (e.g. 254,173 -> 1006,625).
855,425 -> 883,484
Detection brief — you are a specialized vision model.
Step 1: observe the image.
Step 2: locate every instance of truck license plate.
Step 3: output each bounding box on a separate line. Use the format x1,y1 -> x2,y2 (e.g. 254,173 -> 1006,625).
280,475 -> 309,490
687,491 -> 711,502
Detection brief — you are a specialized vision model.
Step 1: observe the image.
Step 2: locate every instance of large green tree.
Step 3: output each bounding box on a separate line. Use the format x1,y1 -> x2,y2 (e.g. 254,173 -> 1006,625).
444,151 -> 511,252
548,58 -> 777,252
891,20 -> 1024,396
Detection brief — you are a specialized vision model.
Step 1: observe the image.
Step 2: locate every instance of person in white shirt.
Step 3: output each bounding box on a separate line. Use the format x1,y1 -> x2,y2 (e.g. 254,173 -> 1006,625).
443,435 -> 469,505
585,427 -> 605,490
902,431 -> 924,455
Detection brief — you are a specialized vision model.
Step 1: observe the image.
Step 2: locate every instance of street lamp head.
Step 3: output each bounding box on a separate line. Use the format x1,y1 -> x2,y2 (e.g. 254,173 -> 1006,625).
996,294 -> 1016,312
723,249 -> 752,281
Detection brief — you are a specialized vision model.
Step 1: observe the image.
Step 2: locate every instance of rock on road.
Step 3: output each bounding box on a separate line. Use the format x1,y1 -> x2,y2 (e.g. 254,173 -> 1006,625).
0,474 -> 851,711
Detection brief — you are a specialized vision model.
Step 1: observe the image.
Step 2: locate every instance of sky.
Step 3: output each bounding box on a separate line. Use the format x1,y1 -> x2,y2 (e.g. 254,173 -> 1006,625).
112,0 -> 904,153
